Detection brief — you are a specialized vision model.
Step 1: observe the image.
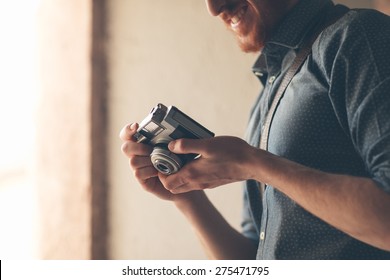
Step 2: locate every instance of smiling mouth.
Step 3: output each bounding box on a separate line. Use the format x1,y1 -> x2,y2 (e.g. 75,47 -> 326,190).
230,6 -> 247,28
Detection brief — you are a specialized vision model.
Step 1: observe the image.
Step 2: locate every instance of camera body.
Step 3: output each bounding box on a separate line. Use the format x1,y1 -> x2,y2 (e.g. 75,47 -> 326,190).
134,103 -> 215,175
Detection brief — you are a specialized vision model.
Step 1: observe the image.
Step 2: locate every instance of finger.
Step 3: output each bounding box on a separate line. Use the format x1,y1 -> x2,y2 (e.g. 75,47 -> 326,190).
159,172 -> 188,192
121,141 -> 153,157
133,165 -> 158,181
170,185 -> 198,194
129,155 -> 152,169
119,123 -> 138,141
171,179 -> 235,194
168,138 -> 212,156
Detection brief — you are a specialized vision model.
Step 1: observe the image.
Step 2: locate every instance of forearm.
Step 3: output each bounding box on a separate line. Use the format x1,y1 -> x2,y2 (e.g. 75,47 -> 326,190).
174,191 -> 257,259
247,148 -> 390,251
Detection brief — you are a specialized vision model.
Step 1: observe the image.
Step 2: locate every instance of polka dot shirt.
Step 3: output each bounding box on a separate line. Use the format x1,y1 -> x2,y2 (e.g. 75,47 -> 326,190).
242,0 -> 390,259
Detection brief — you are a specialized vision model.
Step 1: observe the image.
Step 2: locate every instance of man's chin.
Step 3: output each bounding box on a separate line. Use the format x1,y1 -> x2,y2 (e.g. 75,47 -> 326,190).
237,37 -> 263,53
229,27 -> 264,53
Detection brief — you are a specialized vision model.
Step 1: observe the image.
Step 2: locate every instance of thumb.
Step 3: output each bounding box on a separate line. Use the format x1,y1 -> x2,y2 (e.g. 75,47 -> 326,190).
119,122 -> 139,141
168,138 -> 211,156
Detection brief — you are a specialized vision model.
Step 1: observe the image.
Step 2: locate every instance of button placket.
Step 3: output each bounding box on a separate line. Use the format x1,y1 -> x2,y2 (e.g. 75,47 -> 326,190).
257,189 -> 269,259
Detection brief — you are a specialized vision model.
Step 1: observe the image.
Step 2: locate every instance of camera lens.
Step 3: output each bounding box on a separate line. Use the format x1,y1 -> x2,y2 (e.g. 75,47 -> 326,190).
150,146 -> 184,175
154,160 -> 175,174
156,163 -> 170,173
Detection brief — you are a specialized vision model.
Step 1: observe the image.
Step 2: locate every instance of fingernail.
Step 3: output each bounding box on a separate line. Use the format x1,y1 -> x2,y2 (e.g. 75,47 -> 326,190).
168,141 -> 176,150
129,123 -> 136,130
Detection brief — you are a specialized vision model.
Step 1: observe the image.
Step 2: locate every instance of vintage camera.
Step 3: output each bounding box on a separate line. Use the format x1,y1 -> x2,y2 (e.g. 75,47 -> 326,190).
134,103 -> 215,175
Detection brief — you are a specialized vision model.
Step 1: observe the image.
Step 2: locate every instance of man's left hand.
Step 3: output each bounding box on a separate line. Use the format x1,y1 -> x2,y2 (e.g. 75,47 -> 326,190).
159,136 -> 256,193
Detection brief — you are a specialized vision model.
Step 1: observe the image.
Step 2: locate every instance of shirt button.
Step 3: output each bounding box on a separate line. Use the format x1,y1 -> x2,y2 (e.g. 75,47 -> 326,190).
260,231 -> 265,240
254,71 -> 263,77
268,76 -> 276,84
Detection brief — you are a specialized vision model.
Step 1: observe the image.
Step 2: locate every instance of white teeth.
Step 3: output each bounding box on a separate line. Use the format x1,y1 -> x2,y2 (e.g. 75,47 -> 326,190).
231,15 -> 240,24
230,8 -> 245,26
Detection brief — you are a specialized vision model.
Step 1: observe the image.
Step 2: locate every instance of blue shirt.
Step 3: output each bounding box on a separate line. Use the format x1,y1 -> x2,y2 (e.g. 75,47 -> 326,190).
243,0 -> 390,259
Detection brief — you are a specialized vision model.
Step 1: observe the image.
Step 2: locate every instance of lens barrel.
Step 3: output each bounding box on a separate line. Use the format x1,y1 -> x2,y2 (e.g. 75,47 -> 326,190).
150,146 -> 184,175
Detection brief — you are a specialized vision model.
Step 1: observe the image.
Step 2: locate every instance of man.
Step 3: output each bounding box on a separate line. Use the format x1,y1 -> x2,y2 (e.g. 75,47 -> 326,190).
120,0 -> 390,259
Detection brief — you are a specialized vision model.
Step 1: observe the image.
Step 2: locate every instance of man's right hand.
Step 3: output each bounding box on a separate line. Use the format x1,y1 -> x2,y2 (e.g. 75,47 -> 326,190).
119,122 -> 257,259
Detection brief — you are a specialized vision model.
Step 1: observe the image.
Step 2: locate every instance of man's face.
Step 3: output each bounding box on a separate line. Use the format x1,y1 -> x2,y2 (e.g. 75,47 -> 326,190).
205,0 -> 296,52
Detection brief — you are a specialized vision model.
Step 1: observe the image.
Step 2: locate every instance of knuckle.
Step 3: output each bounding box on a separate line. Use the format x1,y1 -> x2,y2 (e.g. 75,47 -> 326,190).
133,168 -> 143,179
128,156 -> 138,167
121,142 -> 129,154
201,145 -> 213,156
140,144 -> 153,155
163,177 -> 179,191
183,166 -> 198,182
134,167 -> 150,179
164,180 -> 174,190
122,141 -> 153,157
174,139 -> 186,151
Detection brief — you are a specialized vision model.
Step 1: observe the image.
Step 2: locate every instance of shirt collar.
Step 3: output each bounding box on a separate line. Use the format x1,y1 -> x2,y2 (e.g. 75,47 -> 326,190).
252,0 -> 334,76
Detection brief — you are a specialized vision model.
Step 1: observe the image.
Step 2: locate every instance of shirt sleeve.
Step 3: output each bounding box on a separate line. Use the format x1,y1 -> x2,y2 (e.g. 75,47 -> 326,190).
319,10 -> 390,193
351,78 -> 390,193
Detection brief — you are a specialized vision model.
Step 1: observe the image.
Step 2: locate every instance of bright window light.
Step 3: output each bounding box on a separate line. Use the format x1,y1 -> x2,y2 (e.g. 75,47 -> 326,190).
0,0 -> 40,259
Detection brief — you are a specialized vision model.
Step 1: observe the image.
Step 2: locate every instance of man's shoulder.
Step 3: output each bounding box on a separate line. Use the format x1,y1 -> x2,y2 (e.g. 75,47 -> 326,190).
311,7 -> 390,90
315,7 -> 390,59
325,8 -> 390,40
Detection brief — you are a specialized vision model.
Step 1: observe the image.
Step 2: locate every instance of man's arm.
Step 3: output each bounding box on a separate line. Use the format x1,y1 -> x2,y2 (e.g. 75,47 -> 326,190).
173,190 -> 257,259
162,136 -> 390,251
247,149 -> 390,251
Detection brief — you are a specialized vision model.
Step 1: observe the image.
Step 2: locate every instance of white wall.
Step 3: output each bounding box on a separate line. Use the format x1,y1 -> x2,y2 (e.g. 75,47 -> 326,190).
107,0 -> 373,259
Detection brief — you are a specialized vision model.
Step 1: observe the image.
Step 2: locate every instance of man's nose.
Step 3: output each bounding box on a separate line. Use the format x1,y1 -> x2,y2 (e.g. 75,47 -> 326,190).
205,0 -> 226,16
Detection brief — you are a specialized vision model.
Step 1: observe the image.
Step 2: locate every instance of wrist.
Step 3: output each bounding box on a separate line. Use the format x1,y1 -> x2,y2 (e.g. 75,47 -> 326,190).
242,146 -> 273,182
173,190 -> 208,212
